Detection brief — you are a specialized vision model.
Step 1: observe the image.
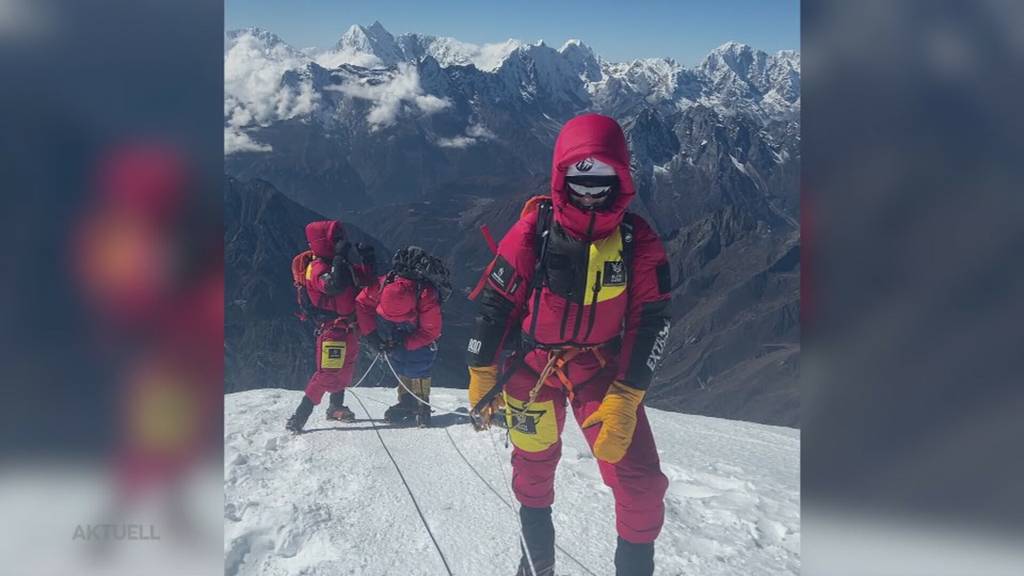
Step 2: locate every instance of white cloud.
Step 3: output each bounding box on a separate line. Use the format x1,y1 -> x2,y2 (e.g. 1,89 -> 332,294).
436,123 -> 497,148
314,48 -> 383,69
437,136 -> 477,149
466,124 -> 496,139
223,29 -> 319,150
225,128 -> 272,154
330,63 -> 450,129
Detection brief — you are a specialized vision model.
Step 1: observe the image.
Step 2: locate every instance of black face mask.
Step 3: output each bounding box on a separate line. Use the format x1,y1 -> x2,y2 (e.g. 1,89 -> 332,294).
565,175 -> 619,211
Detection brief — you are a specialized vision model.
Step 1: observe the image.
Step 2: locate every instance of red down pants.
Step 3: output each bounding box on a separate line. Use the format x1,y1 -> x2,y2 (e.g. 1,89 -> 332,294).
504,349 -> 669,544
304,322 -> 360,405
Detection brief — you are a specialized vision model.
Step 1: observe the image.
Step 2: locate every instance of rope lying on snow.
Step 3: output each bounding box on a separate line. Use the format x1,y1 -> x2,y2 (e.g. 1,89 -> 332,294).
341,353 -> 599,576
348,388 -> 454,576
485,426 -> 538,576
443,427 -> 600,576
377,356 -> 596,576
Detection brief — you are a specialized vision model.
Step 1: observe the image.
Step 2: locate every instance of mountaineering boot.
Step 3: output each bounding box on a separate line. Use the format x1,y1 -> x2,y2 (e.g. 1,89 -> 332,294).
614,536 -> 655,576
384,393 -> 417,425
285,396 -> 314,433
514,506 -> 556,576
326,391 -> 355,422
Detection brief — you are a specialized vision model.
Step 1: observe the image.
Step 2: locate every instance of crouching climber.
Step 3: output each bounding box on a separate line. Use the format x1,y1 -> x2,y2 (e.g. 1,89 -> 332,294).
357,246 -> 449,427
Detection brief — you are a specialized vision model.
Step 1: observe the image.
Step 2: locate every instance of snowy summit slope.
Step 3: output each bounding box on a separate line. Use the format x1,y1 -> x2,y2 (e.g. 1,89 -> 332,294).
225,387 -> 799,575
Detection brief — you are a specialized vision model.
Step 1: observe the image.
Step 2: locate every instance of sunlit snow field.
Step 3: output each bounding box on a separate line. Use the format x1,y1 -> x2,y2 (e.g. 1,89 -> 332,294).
225,387 -> 799,575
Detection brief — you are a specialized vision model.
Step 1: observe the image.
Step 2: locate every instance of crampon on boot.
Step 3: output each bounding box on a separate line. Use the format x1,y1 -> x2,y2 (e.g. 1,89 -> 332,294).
383,395 -> 417,425
514,506 -> 556,576
326,390 -> 356,422
614,536 -> 655,576
416,403 -> 432,427
326,405 -> 355,422
285,396 -> 314,433
515,555 -> 555,576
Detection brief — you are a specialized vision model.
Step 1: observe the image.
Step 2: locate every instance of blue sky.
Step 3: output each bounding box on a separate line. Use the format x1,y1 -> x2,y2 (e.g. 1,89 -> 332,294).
225,0 -> 799,65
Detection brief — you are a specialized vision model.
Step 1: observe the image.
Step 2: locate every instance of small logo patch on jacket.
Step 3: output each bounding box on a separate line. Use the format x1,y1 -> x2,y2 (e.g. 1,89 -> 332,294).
509,409 -> 544,435
603,261 -> 626,286
489,256 -> 514,291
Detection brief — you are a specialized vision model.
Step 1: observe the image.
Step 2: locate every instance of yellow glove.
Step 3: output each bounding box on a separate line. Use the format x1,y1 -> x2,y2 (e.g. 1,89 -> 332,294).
581,381 -> 645,464
468,365 -> 500,431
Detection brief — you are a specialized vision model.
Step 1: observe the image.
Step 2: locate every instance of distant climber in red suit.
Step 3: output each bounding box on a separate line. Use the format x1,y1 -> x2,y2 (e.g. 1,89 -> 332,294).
285,220 -> 376,433
356,246 -> 444,427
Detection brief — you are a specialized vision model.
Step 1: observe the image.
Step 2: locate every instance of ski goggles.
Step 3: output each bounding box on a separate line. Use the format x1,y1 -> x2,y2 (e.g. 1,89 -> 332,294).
565,175 -> 619,199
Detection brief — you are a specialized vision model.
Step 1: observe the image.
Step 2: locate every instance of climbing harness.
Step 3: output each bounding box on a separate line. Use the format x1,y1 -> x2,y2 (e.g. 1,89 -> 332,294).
505,345 -> 608,429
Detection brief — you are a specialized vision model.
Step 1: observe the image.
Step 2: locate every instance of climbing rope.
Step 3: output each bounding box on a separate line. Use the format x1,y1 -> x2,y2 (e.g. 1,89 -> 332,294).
443,427 -> 599,576
347,352 -> 382,390
348,388 -> 454,576
485,425 -> 538,576
361,352 -> 600,576
381,353 -> 467,417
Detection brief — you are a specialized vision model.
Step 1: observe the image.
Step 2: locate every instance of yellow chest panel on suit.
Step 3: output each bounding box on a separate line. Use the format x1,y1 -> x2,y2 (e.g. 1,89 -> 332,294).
586,228 -> 628,304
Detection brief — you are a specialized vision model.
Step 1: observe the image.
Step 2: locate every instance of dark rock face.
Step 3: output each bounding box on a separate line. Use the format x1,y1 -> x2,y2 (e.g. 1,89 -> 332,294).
651,206 -> 800,427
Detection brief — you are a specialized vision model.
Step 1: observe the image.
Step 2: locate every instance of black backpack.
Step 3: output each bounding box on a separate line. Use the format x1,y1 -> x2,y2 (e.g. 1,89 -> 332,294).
390,246 -> 453,304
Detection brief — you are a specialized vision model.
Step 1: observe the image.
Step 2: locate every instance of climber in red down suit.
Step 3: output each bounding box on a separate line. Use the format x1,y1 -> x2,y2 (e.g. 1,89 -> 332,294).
286,220 -> 376,433
467,113 -> 672,576
355,246 -> 444,427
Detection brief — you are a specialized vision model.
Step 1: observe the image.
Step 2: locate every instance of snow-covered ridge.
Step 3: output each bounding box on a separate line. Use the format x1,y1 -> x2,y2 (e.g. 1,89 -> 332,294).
223,23 -> 800,154
225,387 -> 800,575
314,22 -> 528,72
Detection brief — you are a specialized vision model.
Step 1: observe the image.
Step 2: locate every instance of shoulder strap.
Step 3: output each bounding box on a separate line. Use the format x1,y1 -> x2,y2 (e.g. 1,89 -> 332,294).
526,199 -> 553,338
532,199 -> 554,277
620,213 -> 636,273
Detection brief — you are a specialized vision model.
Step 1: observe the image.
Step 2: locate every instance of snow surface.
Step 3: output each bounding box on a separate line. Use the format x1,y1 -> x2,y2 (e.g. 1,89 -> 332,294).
225,387 -> 800,575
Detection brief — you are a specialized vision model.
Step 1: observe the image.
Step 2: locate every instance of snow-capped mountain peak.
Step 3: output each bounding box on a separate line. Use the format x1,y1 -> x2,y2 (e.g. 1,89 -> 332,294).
335,21 -> 403,66
695,41 -> 801,117
225,27 -> 307,61
560,38 -> 601,81
413,35 -> 525,71
559,38 -> 589,52
701,42 -> 764,77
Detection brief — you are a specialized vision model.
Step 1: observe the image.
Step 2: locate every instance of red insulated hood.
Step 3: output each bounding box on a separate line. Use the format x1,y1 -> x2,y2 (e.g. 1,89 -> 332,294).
550,113 -> 635,239
378,276 -> 419,323
305,220 -> 345,258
